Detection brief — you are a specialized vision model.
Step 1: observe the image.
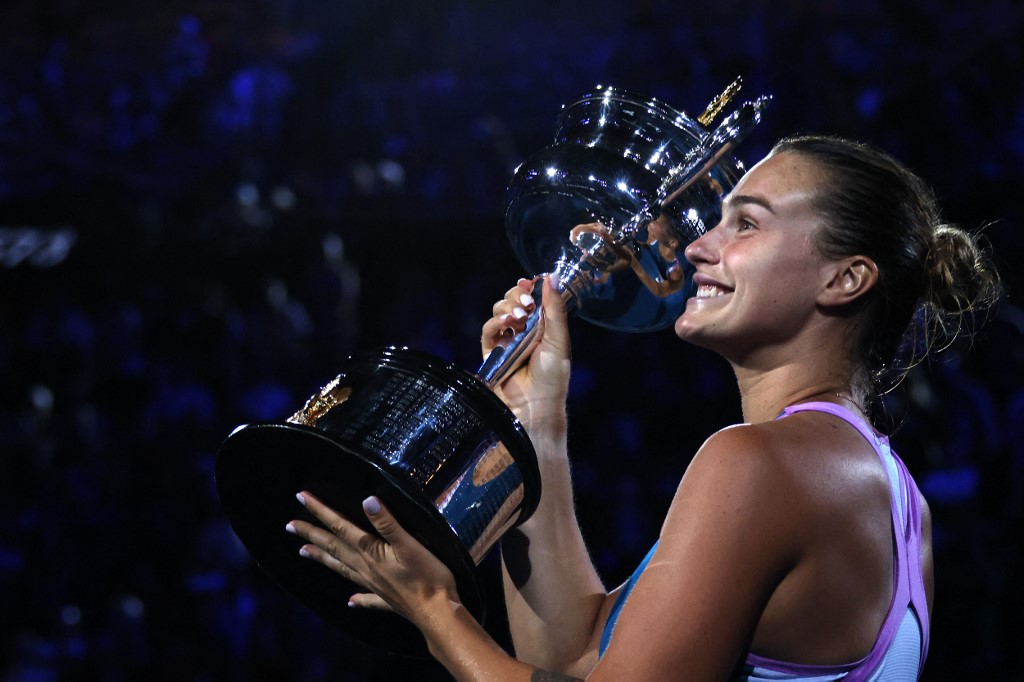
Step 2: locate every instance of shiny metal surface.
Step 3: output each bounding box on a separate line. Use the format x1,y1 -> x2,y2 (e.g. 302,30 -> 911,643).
482,84 -> 768,386
216,347 -> 539,656
504,84 -> 767,334
430,440 -> 525,564
303,348 -> 538,564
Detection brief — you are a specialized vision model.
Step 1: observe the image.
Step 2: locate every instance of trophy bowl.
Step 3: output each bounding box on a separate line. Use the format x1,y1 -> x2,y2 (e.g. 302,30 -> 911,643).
216,80 -> 767,657
505,84 -> 752,332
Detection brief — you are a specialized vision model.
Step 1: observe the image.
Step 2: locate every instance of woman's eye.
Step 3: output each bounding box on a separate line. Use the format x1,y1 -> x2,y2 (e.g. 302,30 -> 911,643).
737,219 -> 755,232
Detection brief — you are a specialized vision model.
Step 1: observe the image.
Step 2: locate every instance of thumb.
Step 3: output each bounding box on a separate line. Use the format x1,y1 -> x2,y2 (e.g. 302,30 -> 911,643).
538,274 -> 570,354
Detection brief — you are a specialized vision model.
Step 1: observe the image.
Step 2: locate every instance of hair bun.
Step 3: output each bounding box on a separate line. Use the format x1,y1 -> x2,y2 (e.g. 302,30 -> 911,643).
923,223 -> 1001,335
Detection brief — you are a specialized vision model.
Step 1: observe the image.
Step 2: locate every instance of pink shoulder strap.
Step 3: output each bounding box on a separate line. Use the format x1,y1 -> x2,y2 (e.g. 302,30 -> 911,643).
776,401 -> 930,678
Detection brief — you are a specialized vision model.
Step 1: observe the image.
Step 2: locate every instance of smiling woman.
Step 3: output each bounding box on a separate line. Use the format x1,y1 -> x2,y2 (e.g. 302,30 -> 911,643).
286,135 -> 1001,681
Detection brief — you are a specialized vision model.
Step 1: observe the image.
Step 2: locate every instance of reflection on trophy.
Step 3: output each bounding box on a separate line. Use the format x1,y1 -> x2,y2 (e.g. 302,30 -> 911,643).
215,79 -> 768,656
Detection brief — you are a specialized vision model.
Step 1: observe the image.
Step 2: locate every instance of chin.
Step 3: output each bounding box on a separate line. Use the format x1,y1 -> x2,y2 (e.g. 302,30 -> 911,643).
673,314 -> 727,354
673,315 -> 705,345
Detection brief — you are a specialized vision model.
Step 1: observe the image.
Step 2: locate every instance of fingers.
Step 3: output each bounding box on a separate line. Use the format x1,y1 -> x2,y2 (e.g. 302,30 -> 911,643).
496,277 -> 537,327
287,493 -> 406,613
285,518 -> 364,587
359,496 -> 415,560
288,493 -> 459,620
482,277 -> 538,355
348,592 -> 394,611
288,493 -> 418,578
490,278 -> 535,316
288,491 -> 378,580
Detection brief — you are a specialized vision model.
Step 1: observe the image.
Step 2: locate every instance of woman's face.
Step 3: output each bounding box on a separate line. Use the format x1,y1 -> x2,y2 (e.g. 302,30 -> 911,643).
674,152 -> 834,363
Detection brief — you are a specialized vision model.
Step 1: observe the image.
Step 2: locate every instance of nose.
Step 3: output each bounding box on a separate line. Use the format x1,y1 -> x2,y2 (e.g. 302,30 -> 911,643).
684,221 -> 722,266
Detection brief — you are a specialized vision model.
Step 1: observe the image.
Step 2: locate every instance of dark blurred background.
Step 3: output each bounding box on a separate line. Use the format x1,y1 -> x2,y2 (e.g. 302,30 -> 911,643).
1,1 -> 1022,680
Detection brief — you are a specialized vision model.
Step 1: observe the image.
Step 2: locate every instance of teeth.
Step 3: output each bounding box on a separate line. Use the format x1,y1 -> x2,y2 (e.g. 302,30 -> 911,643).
696,284 -> 728,298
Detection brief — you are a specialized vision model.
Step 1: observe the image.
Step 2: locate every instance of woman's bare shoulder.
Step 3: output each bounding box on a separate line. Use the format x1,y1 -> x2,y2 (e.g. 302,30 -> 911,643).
683,421 -> 805,487
681,415 -> 894,557
691,413 -> 879,483
670,416 -> 878,534
661,423 -> 813,554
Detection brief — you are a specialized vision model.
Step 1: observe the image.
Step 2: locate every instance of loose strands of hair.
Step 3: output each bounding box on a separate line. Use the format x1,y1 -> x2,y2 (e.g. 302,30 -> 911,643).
883,222 -> 1003,391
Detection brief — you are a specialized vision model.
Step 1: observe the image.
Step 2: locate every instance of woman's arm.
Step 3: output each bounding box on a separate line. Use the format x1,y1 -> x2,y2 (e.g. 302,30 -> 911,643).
289,491 -> 580,681
288,424 -> 798,681
593,426 -> 801,679
499,422 -> 609,675
482,277 -> 608,674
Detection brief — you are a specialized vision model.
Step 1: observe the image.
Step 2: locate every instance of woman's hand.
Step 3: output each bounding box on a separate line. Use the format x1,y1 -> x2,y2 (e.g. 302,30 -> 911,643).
286,492 -> 459,623
289,493 -> 567,681
481,276 -> 571,433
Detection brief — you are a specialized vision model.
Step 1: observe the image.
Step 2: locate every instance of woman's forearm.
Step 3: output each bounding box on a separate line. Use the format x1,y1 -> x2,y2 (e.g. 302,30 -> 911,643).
500,420 -> 608,674
481,278 -> 604,671
417,591 -> 588,682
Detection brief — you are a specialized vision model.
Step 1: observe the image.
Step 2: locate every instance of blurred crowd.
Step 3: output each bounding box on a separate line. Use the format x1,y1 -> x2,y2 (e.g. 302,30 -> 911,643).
1,1 -> 1022,679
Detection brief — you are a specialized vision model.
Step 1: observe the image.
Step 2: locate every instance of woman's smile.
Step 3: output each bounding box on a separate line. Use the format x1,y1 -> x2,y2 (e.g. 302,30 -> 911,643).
694,284 -> 732,299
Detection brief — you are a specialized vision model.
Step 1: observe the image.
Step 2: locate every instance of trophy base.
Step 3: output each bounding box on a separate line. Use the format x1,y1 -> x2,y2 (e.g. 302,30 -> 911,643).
215,347 -> 539,657
215,423 -> 478,657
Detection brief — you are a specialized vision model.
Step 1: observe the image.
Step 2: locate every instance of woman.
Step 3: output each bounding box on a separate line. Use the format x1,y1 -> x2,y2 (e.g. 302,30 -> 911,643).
285,135 -> 1000,680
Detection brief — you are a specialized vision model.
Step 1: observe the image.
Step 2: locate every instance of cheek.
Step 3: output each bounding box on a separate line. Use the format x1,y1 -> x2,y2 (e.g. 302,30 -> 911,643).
746,253 -> 821,308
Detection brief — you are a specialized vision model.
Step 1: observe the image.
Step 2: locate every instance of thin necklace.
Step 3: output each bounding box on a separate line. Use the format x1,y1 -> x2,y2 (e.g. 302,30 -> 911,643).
828,392 -> 867,415
809,390 -> 860,408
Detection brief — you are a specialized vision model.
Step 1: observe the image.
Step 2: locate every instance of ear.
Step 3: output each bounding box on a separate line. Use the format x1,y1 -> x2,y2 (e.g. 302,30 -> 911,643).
818,256 -> 878,308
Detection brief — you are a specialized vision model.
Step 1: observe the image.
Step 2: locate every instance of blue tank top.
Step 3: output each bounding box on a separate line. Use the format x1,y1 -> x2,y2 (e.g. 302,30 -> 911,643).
598,402 -> 930,680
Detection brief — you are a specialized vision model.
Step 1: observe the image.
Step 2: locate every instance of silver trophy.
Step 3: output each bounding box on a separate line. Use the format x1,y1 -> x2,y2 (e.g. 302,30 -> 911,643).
216,79 -> 768,656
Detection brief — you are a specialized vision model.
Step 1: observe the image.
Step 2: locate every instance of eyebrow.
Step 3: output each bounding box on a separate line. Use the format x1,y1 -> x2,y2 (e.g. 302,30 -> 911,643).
724,194 -> 776,214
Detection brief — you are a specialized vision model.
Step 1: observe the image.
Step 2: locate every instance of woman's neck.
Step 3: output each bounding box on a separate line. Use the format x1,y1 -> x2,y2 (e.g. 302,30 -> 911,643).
733,360 -> 864,424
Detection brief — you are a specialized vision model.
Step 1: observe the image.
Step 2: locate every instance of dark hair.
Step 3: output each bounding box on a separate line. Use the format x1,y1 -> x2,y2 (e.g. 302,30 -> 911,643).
771,135 -> 1002,402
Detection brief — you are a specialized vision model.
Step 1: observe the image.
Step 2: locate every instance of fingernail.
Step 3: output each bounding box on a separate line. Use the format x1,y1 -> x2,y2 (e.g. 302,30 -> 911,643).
512,307 -> 527,320
347,599 -> 358,608
362,496 -> 381,515
548,273 -> 561,291
519,293 -> 534,307
299,547 -> 311,558
295,492 -> 307,506
285,523 -> 297,535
